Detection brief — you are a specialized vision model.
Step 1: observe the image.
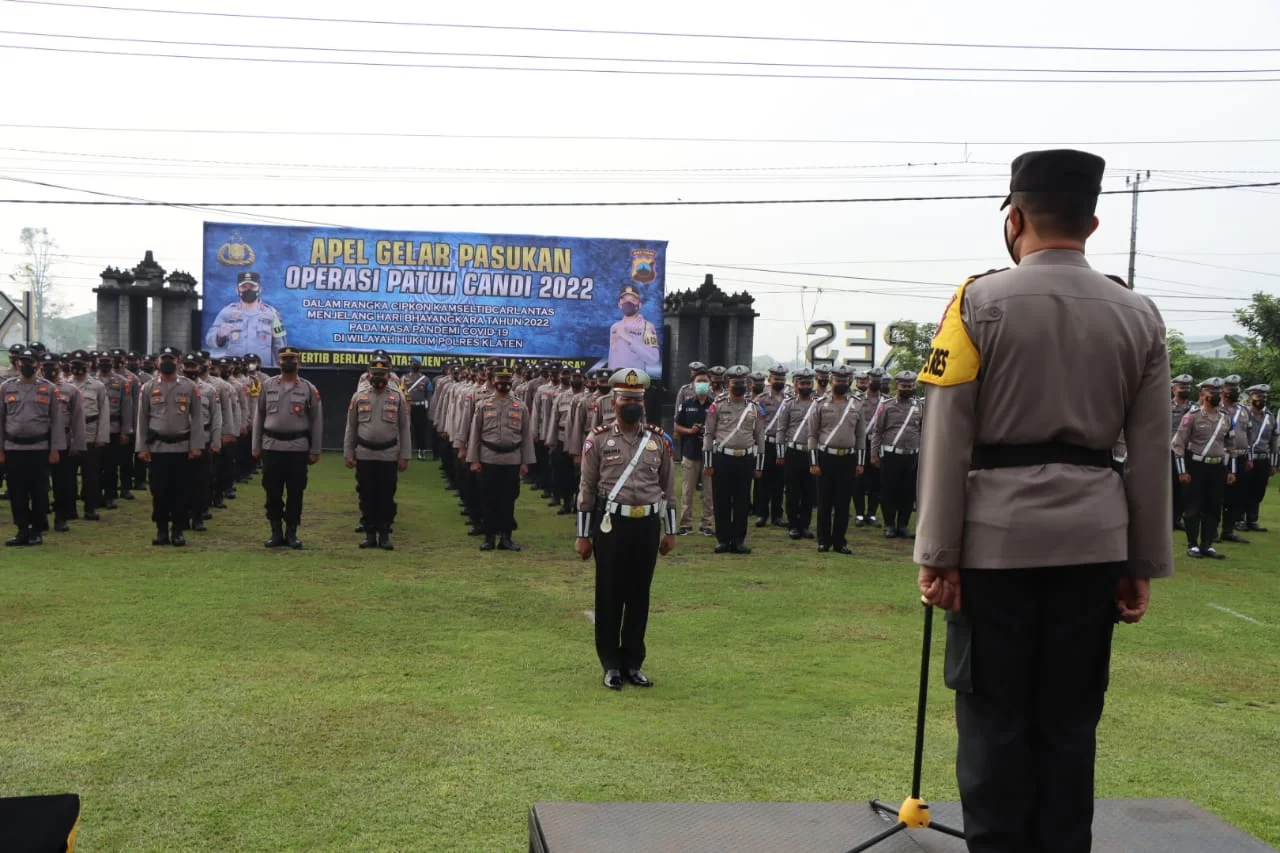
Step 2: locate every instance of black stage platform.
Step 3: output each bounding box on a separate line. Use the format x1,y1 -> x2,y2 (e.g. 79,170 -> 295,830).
529,799 -> 1277,853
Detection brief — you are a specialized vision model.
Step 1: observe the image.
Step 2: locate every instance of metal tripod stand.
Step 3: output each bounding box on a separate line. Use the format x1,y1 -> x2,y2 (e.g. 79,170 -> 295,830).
843,602 -> 965,852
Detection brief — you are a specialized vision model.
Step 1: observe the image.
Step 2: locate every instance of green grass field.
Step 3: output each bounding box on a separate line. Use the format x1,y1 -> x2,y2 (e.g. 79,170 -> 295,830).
2,455 -> 1278,851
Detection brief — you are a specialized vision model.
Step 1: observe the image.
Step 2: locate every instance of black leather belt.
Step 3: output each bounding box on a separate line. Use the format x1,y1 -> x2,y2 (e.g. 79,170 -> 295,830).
150,431 -> 191,444
357,437 -> 398,451
265,429 -> 309,441
86,415 -> 99,424
970,443 -> 1111,470
6,434 -> 50,446
482,440 -> 520,453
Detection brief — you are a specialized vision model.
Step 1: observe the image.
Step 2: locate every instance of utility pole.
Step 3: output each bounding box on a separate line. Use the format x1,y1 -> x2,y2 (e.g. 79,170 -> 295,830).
1125,171 -> 1151,289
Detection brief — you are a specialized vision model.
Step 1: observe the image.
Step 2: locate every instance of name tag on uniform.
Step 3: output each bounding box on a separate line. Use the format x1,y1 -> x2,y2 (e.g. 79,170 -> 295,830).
485,410 -> 497,417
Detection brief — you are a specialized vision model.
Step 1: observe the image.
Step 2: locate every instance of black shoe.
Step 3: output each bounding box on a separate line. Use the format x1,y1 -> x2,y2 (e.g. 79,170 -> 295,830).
884,528 -> 899,539
203,511 -> 213,520
699,527 -> 715,537
800,529 -> 816,539
355,523 -> 367,533
83,511 -> 99,521
190,520 -> 208,532
28,532 -> 43,546
211,501 -> 227,510
152,527 -> 170,546
714,543 -> 732,554
755,517 -> 768,528
468,526 -> 485,537
731,542 -> 752,554
1173,519 -> 1185,531
53,518 -> 70,533
1247,522 -> 1268,532
867,515 -> 880,528
854,516 -> 865,528
104,500 -> 119,510
480,535 -> 496,552
627,669 -> 653,687
225,489 -> 237,500
603,670 -> 624,690
1186,546 -> 1203,558
771,516 -> 787,527
556,506 -> 573,515
498,536 -> 521,552
171,531 -> 186,547
1203,547 -> 1226,559
547,499 -> 560,507
286,526 -> 303,550
1221,532 -> 1248,544
359,532 -> 378,549
121,491 -> 135,500
678,527 -> 693,536
817,544 -> 830,553
898,528 -> 915,539
378,529 -> 394,551
836,545 -> 853,555
788,528 -> 802,540
541,491 -> 554,500
265,521 -> 286,548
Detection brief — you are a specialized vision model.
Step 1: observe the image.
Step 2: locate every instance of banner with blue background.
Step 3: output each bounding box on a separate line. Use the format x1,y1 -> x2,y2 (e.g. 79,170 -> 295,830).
202,222 -> 666,375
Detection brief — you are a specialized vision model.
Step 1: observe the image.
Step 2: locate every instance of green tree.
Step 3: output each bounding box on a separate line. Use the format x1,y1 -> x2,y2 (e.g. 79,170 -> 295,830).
885,320 -> 937,375
1166,330 -> 1232,381
1230,293 -> 1280,384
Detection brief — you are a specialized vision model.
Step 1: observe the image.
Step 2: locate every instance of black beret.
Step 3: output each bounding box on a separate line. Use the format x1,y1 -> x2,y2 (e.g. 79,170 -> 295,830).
1001,149 -> 1106,210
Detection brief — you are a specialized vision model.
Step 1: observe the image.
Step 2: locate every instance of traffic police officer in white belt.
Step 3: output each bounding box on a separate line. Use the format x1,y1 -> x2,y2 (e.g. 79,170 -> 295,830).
1172,376 -> 1245,559
870,370 -> 924,539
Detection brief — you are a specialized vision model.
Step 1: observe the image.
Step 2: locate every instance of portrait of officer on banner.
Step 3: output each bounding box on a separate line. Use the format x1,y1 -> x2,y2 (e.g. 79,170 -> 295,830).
607,284 -> 660,375
204,271 -> 288,369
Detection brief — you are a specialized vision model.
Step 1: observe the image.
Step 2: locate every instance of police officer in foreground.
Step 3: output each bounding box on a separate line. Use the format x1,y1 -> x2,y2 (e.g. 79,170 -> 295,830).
808,365 -> 865,554
253,346 -> 323,549
1172,377 -> 1243,559
68,350 -> 109,521
914,150 -> 1172,853
136,347 -> 206,547
703,365 -> 765,554
575,368 -> 676,690
344,353 -> 410,550
1240,384 -> 1276,531
467,364 -> 535,552
778,367 -> 819,540
44,353 -> 86,533
870,370 -> 923,539
0,348 -> 65,545
1170,373 -> 1195,529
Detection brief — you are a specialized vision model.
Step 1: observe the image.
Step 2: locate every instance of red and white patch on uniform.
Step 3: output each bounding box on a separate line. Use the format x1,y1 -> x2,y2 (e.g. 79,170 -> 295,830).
582,438 -> 594,454
1181,415 -> 1192,426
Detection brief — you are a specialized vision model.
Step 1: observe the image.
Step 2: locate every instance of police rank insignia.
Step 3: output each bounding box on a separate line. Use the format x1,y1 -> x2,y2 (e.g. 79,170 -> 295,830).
216,232 -> 256,266
630,249 -> 658,285
645,440 -> 658,451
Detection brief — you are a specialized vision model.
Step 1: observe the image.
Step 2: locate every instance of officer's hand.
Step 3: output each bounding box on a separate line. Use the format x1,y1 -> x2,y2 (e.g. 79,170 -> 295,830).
775,456 -> 785,467
308,454 -> 320,465
919,565 -> 962,612
240,428 -> 249,437
809,465 -> 821,476
1227,474 -> 1237,486
138,451 -> 151,463
1116,577 -> 1150,624
871,456 -> 880,467
1178,472 -> 1191,484
345,457 -> 355,469
856,465 -> 865,476
469,462 -> 481,473
211,447 -> 220,455
659,534 -> 675,556
222,435 -> 236,445
574,537 -> 593,561
572,456 -> 581,466
48,450 -> 59,465
252,451 -> 262,462
753,470 -> 762,479
398,458 -> 409,472
95,442 -> 105,449
520,463 -> 529,476
189,448 -> 202,460
119,434 -> 130,445
704,467 -> 714,477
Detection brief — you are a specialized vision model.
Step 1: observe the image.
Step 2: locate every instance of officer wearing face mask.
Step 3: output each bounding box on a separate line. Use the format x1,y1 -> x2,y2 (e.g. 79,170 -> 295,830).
1170,374 -> 1195,529
814,366 -> 831,399
808,365 -> 866,554
467,364 -> 535,552
253,346 -> 323,550
552,367 -> 589,514
778,367 -> 819,540
95,350 -> 134,510
0,348 -> 65,545
853,367 -> 886,528
1173,377 -> 1244,559
68,350 -> 109,521
135,347 -> 207,547
607,285 -> 660,373
43,353 -> 85,533
1217,374 -> 1250,543
703,365 -> 765,554
184,352 -> 223,533
754,364 -> 791,528
345,354 -> 411,551
1239,384 -> 1276,532
206,270 -> 288,368
708,365 -> 727,399
870,370 -> 924,539
575,368 -> 676,691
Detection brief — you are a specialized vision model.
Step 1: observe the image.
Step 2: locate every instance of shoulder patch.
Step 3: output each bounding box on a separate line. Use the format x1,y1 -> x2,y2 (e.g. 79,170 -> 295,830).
1105,274 -> 1129,288
591,423 -> 610,435
919,279 -> 981,388
1181,414 -> 1192,426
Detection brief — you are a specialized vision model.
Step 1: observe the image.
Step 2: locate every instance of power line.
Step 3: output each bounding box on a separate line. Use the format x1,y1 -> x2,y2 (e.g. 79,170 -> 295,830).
13,43 -> 1280,83
6,0 -> 1278,54
1140,252 -> 1280,278
8,30 -> 1280,76
5,122 -> 1278,147
4,178 -> 1280,207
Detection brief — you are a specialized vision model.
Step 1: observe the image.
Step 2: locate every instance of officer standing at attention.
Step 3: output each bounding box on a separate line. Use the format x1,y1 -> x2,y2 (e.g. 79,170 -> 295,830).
870,370 -> 924,539
807,365 -> 866,554
1240,384 -> 1276,531
575,368 -> 676,690
126,351 -> 152,489
344,353 -> 411,551
184,352 -> 223,533
1169,374 -> 1195,529
467,364 -> 535,552
111,349 -> 139,501
68,350 -> 108,521
136,347 -> 206,547
1172,377 -> 1244,559
1218,374 -> 1250,543
753,364 -> 791,528
0,348 -> 65,545
853,366 -> 885,528
95,350 -> 133,510
914,150 -> 1172,853
405,358 -> 431,460
703,365 -> 765,554
253,346 -> 323,550
43,353 -> 86,533
778,367 -> 820,541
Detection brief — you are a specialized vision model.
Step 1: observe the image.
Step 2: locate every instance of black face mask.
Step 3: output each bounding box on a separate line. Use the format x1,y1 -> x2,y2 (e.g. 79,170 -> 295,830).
281,361 -> 299,374
1004,210 -> 1023,265
771,381 -> 785,392
1175,389 -> 1190,401
159,362 -> 177,375
371,377 -> 387,389
571,380 -> 584,390
751,384 -> 764,396
72,364 -> 87,376
184,370 -> 200,380
898,390 -> 913,401
97,362 -> 112,373
560,377 -> 570,386
240,290 -> 259,303
1207,393 -> 1221,407
797,386 -> 813,398
495,382 -> 512,394
1252,398 -> 1266,408
817,380 -> 828,389
40,368 -> 58,381
18,364 -> 35,378
1224,388 -> 1240,402
833,383 -> 850,396
730,382 -> 747,396
619,402 -> 643,424
127,363 -> 140,372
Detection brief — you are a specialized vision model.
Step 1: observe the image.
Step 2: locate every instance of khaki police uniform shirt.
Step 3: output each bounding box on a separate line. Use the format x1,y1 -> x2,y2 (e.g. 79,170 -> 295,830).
914,249 -> 1173,578
577,422 -> 676,511
1171,399 -> 1192,437
1245,404 -> 1277,463
1220,401 -> 1248,458
466,394 -> 536,465
756,389 -> 791,443
70,374 -> 111,446
195,377 -> 224,449
808,396 -> 867,453
344,385 -> 412,462
777,394 -> 819,447
100,371 -> 134,436
536,383 -> 563,442
55,379 -> 88,453
451,383 -> 490,450
1171,406 -> 1244,462
405,372 -> 430,407
431,376 -> 454,433
871,395 -> 923,458
0,377 -> 67,451
211,374 -> 238,437
252,375 -> 324,454
555,388 -> 587,447
136,376 -> 206,454
857,393 -> 885,444
703,394 -> 766,455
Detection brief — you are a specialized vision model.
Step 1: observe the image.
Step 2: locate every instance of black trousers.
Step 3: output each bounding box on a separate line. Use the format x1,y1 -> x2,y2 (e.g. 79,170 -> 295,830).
949,563 -> 1120,853
100,436 -> 123,500
481,463 -> 521,536
7,449 -> 50,532
149,451 -> 191,530
117,433 -> 134,493
816,451 -> 855,548
356,459 -> 399,531
51,452 -> 78,521
556,447 -> 578,509
410,406 -> 429,452
1170,455 -> 1184,525
593,514 -> 660,672
215,439 -> 235,496
1221,465 -> 1246,534
262,450 -> 309,526
753,442 -> 785,520
237,435 -> 254,480
134,454 -> 148,487
1244,459 -> 1272,523
880,452 -> 919,530
190,446 -> 214,522
1181,459 -> 1227,550
547,445 -> 563,498
852,441 -> 881,519
784,447 -> 815,531
75,444 -> 100,513
711,452 -> 754,545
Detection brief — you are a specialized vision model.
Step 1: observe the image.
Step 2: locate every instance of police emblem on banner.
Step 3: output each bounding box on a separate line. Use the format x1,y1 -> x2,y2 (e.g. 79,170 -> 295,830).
630,249 -> 657,285
217,233 -> 256,266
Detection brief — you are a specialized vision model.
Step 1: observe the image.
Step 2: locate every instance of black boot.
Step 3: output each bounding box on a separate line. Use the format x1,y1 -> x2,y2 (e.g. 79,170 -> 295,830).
377,528 -> 394,551
498,534 -> 520,552
28,527 -> 43,546
171,528 -> 186,547
286,524 -> 303,550
360,529 -> 378,549
264,520 -> 286,548
191,516 -> 208,532
53,517 -> 70,533
152,525 -> 170,546
480,534 -> 496,551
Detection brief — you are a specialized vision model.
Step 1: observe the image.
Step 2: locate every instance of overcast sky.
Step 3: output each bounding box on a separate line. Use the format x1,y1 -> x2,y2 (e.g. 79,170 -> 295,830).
2,0 -> 1278,361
